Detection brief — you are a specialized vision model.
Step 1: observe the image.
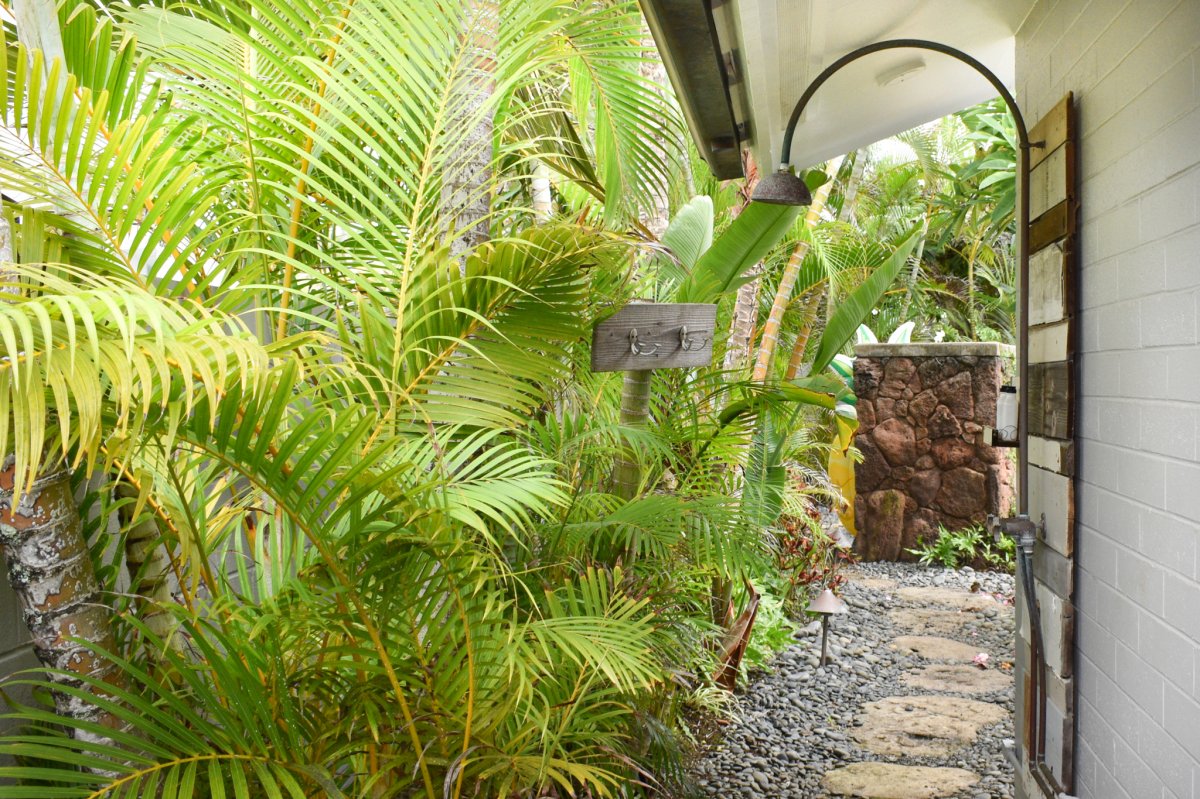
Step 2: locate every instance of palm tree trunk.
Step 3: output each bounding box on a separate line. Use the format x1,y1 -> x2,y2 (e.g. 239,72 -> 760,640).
118,482 -> 181,654
0,460 -> 125,728
443,0 -> 498,258
612,370 -> 652,500
722,150 -> 761,372
898,212 -> 931,323
609,40 -> 674,510
531,160 -> 553,221
751,156 -> 843,381
0,9 -> 126,733
637,35 -> 672,239
782,151 -> 869,378
783,289 -> 822,379
12,0 -> 64,65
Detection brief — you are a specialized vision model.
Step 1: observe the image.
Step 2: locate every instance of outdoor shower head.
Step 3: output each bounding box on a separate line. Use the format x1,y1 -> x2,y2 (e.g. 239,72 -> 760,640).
750,168 -> 813,206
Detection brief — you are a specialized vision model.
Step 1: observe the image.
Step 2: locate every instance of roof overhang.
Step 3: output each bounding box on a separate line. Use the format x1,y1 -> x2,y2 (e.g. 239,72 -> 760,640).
638,0 -> 743,179
645,1 -> 1037,179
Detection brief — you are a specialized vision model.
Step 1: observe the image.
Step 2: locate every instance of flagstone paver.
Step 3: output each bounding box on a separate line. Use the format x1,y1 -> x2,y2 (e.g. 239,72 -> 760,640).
890,635 -> 985,662
903,663 -> 1013,694
852,695 -> 1008,756
822,763 -> 980,799
894,586 -> 1003,612
853,576 -> 900,591
889,607 -> 975,635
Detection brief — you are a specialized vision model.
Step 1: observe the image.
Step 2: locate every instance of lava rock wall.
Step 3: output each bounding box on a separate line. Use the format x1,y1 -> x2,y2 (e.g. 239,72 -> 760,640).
852,342 -> 1015,561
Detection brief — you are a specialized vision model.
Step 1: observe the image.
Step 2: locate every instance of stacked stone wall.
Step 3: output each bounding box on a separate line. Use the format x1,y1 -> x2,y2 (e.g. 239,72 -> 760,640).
853,342 -> 1014,561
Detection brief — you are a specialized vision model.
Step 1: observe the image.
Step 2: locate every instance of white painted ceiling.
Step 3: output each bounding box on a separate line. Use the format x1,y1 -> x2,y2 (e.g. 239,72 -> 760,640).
723,0 -> 1037,171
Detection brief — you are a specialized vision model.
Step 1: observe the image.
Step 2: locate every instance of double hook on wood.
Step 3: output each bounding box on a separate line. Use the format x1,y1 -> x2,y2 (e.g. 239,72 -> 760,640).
628,326 -> 710,357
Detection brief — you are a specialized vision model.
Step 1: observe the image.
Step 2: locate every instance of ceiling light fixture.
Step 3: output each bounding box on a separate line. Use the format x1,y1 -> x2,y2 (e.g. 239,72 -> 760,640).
876,57 -> 926,87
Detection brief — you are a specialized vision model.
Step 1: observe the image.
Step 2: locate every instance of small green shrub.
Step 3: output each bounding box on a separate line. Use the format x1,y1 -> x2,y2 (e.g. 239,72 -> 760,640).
907,523 -> 1015,572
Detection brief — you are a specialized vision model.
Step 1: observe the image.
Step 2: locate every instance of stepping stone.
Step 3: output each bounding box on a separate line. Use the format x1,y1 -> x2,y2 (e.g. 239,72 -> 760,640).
903,663 -> 1013,694
889,607 -> 974,635
823,762 -> 979,798
852,696 -> 1007,757
891,635 -> 984,662
852,576 -> 900,591
895,586 -> 999,611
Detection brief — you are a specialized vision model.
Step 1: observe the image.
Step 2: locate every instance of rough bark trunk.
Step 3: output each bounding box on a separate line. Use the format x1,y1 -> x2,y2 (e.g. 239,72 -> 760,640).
0,460 -> 125,728
118,482 -> 180,653
443,0 -> 498,258
751,156 -> 844,381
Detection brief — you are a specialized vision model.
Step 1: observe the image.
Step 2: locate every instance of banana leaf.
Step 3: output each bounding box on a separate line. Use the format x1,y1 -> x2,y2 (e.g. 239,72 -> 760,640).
675,201 -> 802,303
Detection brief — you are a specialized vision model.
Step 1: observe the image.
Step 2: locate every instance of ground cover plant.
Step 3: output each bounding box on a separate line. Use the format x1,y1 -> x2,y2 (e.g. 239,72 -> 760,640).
907,523 -> 1017,572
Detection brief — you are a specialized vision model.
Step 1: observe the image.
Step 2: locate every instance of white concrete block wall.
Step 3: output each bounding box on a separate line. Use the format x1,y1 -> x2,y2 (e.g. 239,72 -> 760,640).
0,582 -> 37,735
1017,1 -> 1200,797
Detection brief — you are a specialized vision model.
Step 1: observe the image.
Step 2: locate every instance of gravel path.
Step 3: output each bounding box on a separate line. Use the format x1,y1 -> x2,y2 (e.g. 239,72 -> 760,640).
689,562 -> 1017,798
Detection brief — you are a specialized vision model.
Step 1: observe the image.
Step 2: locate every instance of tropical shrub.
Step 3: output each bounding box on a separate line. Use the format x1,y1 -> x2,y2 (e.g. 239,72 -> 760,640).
0,2 -> 1017,796
0,1 -> 733,797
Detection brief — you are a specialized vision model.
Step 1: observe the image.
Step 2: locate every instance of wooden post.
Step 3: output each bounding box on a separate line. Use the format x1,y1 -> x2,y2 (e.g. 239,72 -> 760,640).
593,302 -> 717,502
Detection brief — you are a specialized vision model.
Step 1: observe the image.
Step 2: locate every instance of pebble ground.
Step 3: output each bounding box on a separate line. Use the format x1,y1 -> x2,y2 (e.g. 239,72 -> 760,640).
687,561 -> 1017,798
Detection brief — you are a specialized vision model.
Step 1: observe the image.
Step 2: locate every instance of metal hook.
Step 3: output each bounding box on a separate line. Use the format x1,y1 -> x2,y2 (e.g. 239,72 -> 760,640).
679,325 -> 709,351
629,328 -> 659,356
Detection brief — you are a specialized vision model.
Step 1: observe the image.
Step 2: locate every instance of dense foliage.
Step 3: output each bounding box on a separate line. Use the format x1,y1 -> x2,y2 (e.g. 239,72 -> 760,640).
0,2 -> 1017,797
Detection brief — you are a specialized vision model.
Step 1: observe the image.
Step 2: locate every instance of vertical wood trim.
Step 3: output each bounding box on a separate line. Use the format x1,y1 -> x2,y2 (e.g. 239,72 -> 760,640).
1022,93 -> 1079,795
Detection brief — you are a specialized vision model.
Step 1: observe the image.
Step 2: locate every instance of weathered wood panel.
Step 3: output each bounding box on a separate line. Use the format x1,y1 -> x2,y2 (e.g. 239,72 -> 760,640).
1030,322 -> 1069,364
591,303 -> 717,372
1034,539 -> 1074,599
1028,361 -> 1072,439
1031,145 -> 1069,220
1030,201 -> 1069,252
1027,435 -> 1075,476
1021,94 -> 1078,792
1029,242 -> 1066,325
1030,464 -> 1074,558
1036,582 -> 1074,678
1029,93 -> 1073,168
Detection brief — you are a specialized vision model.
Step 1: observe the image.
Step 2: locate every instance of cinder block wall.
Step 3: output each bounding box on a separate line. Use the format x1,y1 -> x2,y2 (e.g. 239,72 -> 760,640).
0,582 -> 38,733
1017,2 -> 1200,798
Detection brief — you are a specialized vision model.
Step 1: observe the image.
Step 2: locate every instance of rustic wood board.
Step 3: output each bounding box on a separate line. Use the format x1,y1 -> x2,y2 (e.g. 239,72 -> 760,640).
1029,242 -> 1065,325
1028,361 -> 1072,439
1030,464 -> 1074,558
1042,361 -> 1071,439
591,302 -> 717,372
1022,94 -> 1079,789
1030,201 -> 1069,252
1027,435 -> 1075,476
1035,582 -> 1074,679
1030,145 -> 1069,220
1028,93 -> 1073,168
1030,322 -> 1069,364
1034,540 -> 1074,601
